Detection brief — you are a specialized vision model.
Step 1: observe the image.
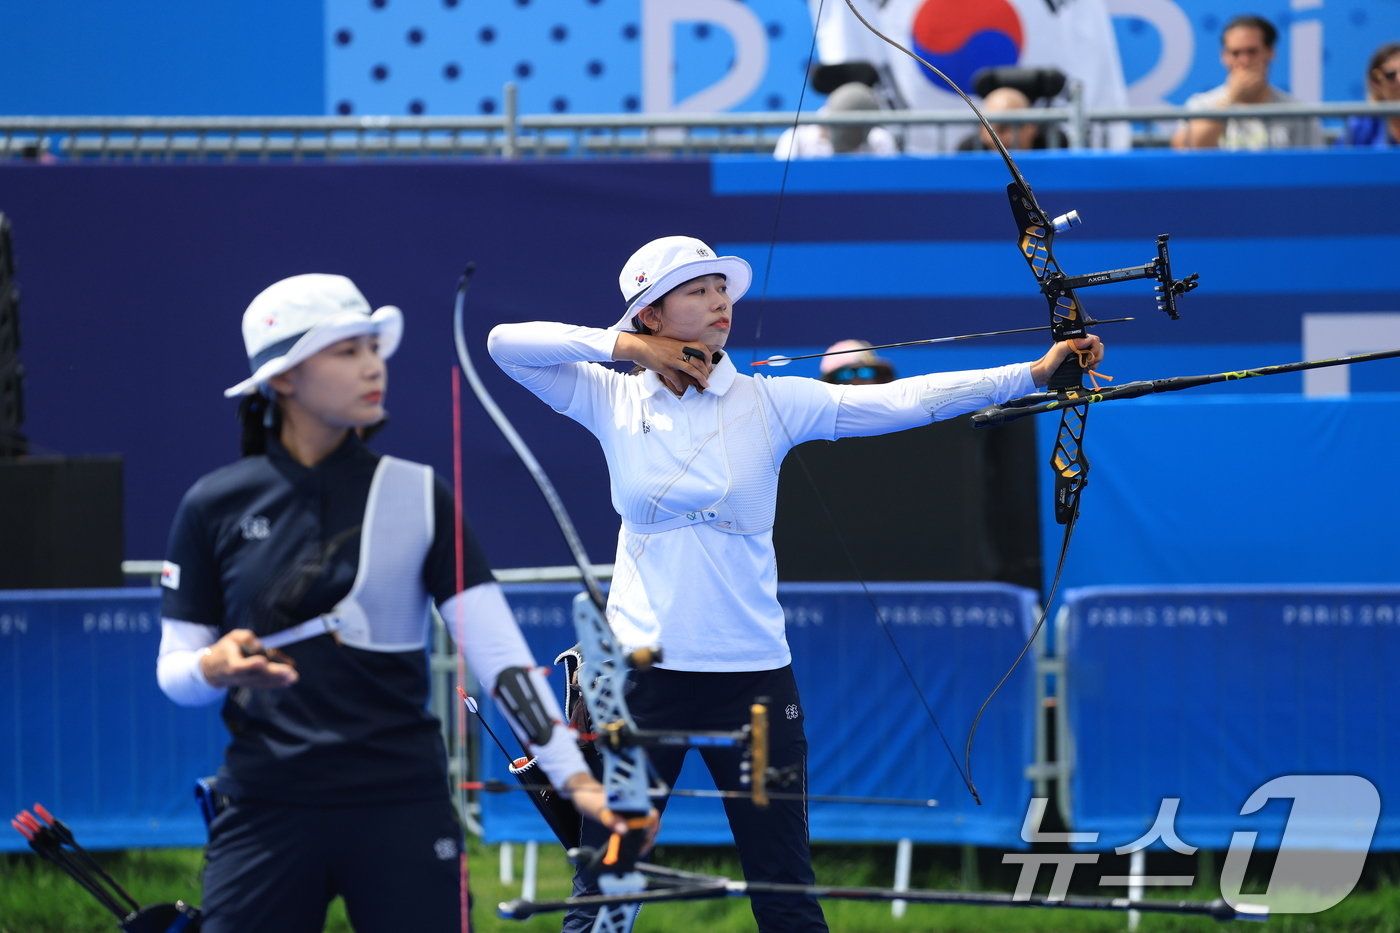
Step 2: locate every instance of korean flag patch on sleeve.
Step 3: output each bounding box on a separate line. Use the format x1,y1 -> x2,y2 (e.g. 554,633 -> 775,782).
160,560 -> 181,591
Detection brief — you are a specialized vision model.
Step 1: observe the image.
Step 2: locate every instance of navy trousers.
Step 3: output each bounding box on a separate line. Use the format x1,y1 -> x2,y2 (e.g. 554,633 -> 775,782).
200,796 -> 464,933
562,665 -> 828,933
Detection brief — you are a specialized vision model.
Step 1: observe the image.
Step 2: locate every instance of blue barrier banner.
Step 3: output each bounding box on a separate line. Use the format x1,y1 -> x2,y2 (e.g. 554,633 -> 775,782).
0,589 -> 224,852
1039,395 -> 1400,600
482,582 -> 1040,847
1059,585 -> 1400,851
2,583 -> 1038,853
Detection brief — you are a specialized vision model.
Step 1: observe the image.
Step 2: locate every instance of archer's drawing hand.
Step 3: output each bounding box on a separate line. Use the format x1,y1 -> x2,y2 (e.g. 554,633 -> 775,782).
201,629 -> 299,690
614,333 -> 713,395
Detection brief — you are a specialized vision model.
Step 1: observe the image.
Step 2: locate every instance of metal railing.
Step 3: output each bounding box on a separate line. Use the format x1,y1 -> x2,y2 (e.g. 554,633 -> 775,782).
6,91 -> 1398,162
121,559 -> 612,585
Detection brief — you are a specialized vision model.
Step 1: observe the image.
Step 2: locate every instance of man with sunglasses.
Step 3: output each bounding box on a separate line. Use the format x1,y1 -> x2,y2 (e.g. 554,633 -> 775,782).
818,339 -> 895,386
1172,14 -> 1323,151
1343,42 -> 1400,147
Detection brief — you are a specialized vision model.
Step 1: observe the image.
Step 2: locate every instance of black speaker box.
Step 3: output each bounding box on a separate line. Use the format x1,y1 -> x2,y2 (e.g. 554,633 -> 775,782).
0,456 -> 124,589
774,418 -> 1042,591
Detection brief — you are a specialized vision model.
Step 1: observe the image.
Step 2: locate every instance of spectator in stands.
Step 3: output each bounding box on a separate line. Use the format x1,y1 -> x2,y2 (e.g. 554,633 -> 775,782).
488,234 -> 1104,933
956,86 -> 1065,152
819,339 -> 896,385
1342,41 -> 1400,147
19,142 -> 58,163
156,273 -> 624,933
773,81 -> 899,158
1172,14 -> 1323,150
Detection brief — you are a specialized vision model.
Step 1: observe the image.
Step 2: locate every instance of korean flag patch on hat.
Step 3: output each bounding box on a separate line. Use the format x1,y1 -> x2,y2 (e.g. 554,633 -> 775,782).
224,274 -> 403,398
611,236 -> 751,332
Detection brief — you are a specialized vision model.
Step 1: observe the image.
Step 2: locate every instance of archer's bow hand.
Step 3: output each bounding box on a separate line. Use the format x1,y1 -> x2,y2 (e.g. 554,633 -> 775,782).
572,815 -> 661,899
563,771 -> 660,845
1030,334 -> 1105,387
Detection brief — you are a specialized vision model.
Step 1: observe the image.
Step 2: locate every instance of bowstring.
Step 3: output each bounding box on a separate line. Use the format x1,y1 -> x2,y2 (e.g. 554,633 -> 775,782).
963,500 -> 1078,788
837,0 -> 1025,186
751,0 -> 825,347
834,0 -> 1095,805
745,0 -> 981,803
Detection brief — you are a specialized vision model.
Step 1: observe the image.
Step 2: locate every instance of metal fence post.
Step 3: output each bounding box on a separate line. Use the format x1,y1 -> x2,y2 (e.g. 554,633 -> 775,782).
504,81 -> 518,159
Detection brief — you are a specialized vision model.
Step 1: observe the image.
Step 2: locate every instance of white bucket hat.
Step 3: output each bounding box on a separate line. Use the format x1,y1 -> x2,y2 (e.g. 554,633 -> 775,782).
223,273 -> 403,398
611,236 -> 752,331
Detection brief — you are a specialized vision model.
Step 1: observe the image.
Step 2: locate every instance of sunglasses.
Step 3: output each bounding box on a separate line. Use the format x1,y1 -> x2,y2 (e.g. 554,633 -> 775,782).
826,365 -> 889,384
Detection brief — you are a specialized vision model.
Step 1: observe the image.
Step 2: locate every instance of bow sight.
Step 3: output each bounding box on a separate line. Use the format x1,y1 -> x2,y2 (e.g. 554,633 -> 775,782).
1010,191 -> 1200,339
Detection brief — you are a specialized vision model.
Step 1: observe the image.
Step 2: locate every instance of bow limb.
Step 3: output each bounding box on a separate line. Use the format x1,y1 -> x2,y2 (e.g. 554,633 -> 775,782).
835,0 -> 1198,801
452,264 -> 607,613
565,589 -> 654,931
452,268 -> 656,932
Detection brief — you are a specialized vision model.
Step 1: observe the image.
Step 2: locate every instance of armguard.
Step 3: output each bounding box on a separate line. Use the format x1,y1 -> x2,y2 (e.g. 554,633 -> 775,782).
494,665 -> 558,747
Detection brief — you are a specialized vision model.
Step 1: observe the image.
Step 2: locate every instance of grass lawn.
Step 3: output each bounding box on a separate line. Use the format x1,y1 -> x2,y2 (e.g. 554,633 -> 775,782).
4,841 -> 1399,932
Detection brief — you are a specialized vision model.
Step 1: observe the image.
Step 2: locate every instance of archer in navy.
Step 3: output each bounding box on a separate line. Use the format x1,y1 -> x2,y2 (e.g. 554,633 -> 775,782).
157,274 -> 624,933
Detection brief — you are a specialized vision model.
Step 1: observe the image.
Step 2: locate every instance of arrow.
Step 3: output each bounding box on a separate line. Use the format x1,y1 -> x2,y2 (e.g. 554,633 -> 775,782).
752,318 -> 1134,367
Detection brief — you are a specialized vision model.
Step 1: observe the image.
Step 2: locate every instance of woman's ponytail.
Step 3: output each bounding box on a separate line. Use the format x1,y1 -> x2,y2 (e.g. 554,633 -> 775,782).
237,393 -> 279,456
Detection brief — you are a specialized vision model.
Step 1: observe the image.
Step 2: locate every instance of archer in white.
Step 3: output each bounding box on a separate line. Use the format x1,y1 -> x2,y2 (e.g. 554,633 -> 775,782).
488,236 -> 1103,933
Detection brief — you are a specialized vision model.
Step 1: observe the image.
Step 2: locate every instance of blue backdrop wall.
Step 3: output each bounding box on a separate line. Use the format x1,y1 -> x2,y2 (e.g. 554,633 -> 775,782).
0,149 -> 1395,595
